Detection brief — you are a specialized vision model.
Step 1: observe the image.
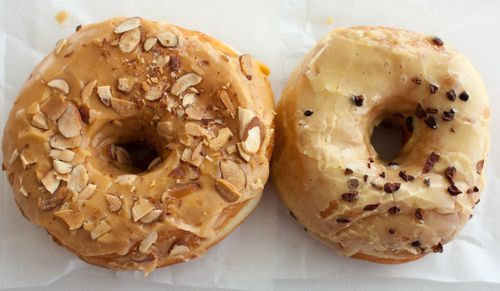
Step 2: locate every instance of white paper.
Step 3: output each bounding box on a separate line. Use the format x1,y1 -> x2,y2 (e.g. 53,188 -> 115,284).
1,0 -> 500,289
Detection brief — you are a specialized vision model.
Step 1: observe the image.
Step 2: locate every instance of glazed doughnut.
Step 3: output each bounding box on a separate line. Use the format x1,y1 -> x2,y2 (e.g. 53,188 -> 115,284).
2,17 -> 274,273
272,27 -> 489,263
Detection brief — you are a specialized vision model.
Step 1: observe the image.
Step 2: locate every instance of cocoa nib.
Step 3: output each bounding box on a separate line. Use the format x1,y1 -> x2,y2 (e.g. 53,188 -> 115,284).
415,103 -> 427,119
411,240 -> 421,248
406,116 -> 414,132
415,208 -> 424,220
363,175 -> 368,182
431,36 -> 444,46
444,166 -> 456,183
447,184 -> 462,196
341,191 -> 358,202
388,206 -> 400,215
344,168 -> 353,175
459,91 -> 469,102
169,56 -> 182,71
424,115 -> 437,129
363,203 -> 380,211
336,217 -> 351,223
352,95 -> 364,106
384,182 -> 401,193
303,109 -> 314,117
399,171 -> 415,182
432,243 -> 444,253
422,152 -> 440,173
476,160 -> 484,174
446,89 -> 456,101
423,178 -> 431,187
442,109 -> 455,121
429,84 -> 439,94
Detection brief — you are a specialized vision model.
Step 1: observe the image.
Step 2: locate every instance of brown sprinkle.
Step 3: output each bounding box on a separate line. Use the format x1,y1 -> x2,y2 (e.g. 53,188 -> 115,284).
399,171 -> 415,182
459,91 -> 469,102
363,175 -> 368,182
383,182 -> 401,193
446,89 -> 456,101
363,203 -> 380,211
423,178 -> 431,187
352,95 -> 364,106
303,109 -> 314,117
422,152 -> 440,173
415,208 -> 424,220
442,109 -> 455,121
341,192 -> 358,202
344,168 -> 353,175
429,84 -> 439,94
388,206 -> 400,215
447,184 -> 462,196
444,166 -> 456,184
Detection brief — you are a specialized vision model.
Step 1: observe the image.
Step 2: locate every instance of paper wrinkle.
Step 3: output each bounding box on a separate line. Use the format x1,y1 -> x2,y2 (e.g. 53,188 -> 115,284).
1,0 -> 500,289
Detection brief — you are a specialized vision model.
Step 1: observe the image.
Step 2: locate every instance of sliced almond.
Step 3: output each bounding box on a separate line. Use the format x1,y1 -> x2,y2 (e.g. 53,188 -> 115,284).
8,149 -> 19,165
68,164 -> 88,193
19,151 -> 36,169
114,17 -> 141,34
157,121 -> 174,139
77,183 -> 96,200
143,37 -> 157,51
147,157 -> 162,171
185,105 -> 206,121
49,149 -> 75,162
139,209 -> 162,224
55,38 -> 68,56
209,127 -> 233,149
242,126 -> 261,154
169,244 -> 190,256
226,144 -> 237,155
189,142 -> 204,167
81,80 -> 97,104
47,78 -> 69,94
139,231 -> 158,253
119,28 -> 141,53
186,165 -> 201,180
53,160 -> 73,174
117,78 -> 135,93
40,95 -> 67,121
37,185 -> 66,211
238,107 -> 256,138
41,170 -> 61,194
105,194 -> 122,212
171,73 -> 202,96
57,102 -> 82,138
111,97 -> 137,117
166,182 -> 200,198
215,178 -> 241,202
182,93 -> 197,108
185,122 -> 209,137
239,54 -> 253,80
54,209 -> 84,230
50,134 -> 82,150
91,220 -> 111,240
144,87 -> 163,101
55,172 -> 71,182
131,197 -> 154,222
115,146 -> 133,166
220,160 -> 246,190
97,85 -> 113,106
115,174 -> 137,185
237,143 -> 251,162
31,113 -> 49,130
219,89 -> 236,118
157,32 -> 178,48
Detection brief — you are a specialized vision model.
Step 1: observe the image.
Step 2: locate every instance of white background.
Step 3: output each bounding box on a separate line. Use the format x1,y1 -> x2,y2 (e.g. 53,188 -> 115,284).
1,0 -> 499,290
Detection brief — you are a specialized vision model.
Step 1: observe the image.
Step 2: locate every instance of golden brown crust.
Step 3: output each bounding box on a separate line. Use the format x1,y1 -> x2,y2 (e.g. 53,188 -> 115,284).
272,26 -> 489,263
351,252 -> 425,264
2,17 -> 274,273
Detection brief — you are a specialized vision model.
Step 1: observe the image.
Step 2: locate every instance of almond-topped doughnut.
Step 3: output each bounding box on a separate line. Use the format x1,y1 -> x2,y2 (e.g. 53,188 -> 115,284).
272,27 -> 489,263
2,17 -> 274,273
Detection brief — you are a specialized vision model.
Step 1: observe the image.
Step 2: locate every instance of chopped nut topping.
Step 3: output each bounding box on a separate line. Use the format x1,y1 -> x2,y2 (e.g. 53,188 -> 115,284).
55,38 -> 68,56
50,133 -> 82,150
171,73 -> 202,96
139,209 -> 162,224
182,93 -> 197,108
31,113 -> 49,130
105,194 -> 122,212
132,197 -> 154,222
53,160 -> 72,174
383,182 -> 401,193
114,17 -> 141,34
68,164 -> 88,193
37,184 -> 66,211
81,80 -> 97,104
169,244 -> 190,256
169,55 -> 182,71
117,77 -> 135,93
119,28 -> 141,53
220,159 -> 246,190
41,170 -> 61,194
242,126 -> 261,154
145,87 -> 163,101
49,150 -> 75,164
219,89 -> 236,118
40,95 -> 68,121
209,127 -> 233,149
238,107 -> 256,138
422,152 -> 440,173
115,174 -> 137,185
90,220 -> 111,240
8,149 -> 19,165
54,209 -> 84,230
111,97 -> 138,117
97,85 -> 113,106
185,105 -> 206,120
139,231 -> 158,253
47,78 -> 69,94
215,178 -> 241,202
239,54 -> 253,80
237,143 -> 251,162
157,32 -> 178,47
57,102 -> 82,138
77,183 -> 96,200
143,37 -> 157,51
19,151 -> 36,169
185,122 -> 209,137
226,144 -> 237,155
166,182 -> 200,198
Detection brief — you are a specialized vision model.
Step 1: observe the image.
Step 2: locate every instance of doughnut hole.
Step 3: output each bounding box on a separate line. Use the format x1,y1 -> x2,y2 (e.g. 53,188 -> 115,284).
370,113 -> 413,162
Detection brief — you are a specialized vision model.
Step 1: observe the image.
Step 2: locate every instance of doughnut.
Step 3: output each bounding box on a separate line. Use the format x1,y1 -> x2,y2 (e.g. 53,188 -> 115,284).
272,27 -> 489,263
2,17 -> 275,273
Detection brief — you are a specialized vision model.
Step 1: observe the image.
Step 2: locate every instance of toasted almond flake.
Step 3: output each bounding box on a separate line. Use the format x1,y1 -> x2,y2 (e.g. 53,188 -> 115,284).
215,178 -> 241,202
171,73 -> 202,96
49,149 -> 75,162
117,78 -> 135,93
115,146 -> 133,166
19,151 -> 36,169
41,170 -> 61,194
238,107 -> 256,138
114,17 -> 141,33
185,106 -> 205,121
189,142 -> 203,167
169,244 -> 190,256
115,174 -> 137,185
157,32 -> 178,48
68,164 -> 88,193
185,122 -> 209,137
143,37 -> 157,51
40,95 -> 68,121
131,197 -> 154,222
55,172 -> 71,181
37,186 -> 66,211
242,126 -> 261,154
144,87 -> 163,101
157,55 -> 170,68
139,231 -> 158,253
166,182 -> 200,198
53,160 -> 72,174
55,38 -> 68,56
105,194 -> 122,212
9,149 -> 19,165
19,184 -> 29,197
81,80 -> 97,104
77,183 -> 96,200
140,209 -> 162,224
239,54 -> 253,80
237,143 -> 251,162
226,144 -> 237,155
119,28 -> 141,53
220,159 -> 246,190
91,220 -> 111,240
209,127 -> 233,149
97,86 -> 113,106
57,102 -> 82,138
50,133 -> 82,150
219,90 -> 236,118
147,157 -> 162,171
54,209 -> 84,230
157,121 -> 174,139
31,113 -> 49,130
111,97 -> 137,117
47,78 -> 69,94
182,93 -> 197,108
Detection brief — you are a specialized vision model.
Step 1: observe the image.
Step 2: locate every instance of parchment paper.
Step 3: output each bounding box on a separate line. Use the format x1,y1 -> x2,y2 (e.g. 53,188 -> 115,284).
1,0 -> 499,289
